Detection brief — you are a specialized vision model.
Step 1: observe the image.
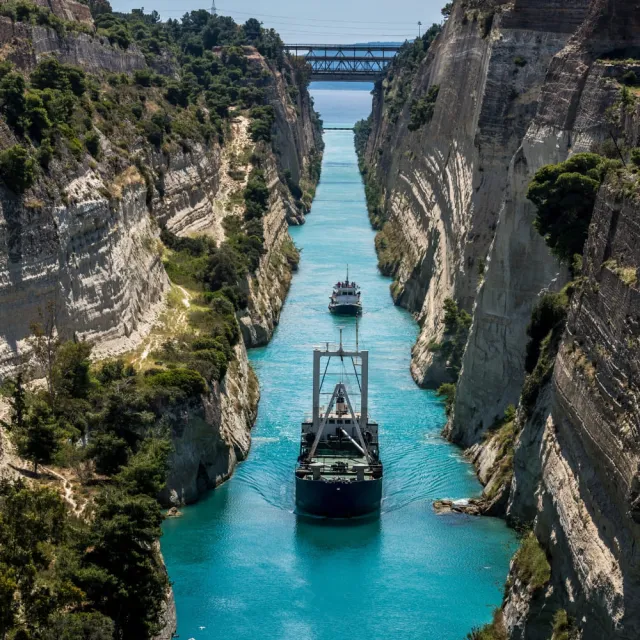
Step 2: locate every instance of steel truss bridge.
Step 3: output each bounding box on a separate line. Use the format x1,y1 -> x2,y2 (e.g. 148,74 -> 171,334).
284,43 -> 403,82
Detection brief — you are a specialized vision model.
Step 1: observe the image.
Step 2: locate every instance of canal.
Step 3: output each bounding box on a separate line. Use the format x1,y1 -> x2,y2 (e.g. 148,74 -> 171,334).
161,85 -> 517,640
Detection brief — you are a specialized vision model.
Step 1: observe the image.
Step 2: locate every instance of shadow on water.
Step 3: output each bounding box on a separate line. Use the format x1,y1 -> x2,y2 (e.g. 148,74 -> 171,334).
294,513 -> 382,553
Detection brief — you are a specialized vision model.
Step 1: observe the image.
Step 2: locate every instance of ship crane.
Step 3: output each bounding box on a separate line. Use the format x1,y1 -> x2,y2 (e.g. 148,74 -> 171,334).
295,328 -> 383,518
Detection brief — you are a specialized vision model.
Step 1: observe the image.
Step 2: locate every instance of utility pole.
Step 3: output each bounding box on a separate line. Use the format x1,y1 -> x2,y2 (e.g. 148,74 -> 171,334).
210,0 -> 217,16
418,20 -> 422,37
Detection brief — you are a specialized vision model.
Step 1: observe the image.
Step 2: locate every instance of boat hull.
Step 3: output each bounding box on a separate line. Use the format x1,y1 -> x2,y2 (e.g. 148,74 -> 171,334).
295,476 -> 382,517
328,303 -> 362,316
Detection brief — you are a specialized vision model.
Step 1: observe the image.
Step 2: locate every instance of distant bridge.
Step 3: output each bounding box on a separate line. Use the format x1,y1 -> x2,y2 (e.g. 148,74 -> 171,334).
284,43 -> 403,82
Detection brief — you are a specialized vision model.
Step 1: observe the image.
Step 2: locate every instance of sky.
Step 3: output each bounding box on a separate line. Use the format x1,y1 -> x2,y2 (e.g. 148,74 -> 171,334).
110,0 -> 447,43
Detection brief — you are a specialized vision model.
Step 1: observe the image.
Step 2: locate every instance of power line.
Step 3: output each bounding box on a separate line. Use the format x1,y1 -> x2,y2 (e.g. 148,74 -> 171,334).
160,5 -> 420,25
217,18 -> 418,32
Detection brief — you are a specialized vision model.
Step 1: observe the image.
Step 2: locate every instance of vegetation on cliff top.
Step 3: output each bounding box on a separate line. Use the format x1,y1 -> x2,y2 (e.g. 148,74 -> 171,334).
0,1 -> 313,198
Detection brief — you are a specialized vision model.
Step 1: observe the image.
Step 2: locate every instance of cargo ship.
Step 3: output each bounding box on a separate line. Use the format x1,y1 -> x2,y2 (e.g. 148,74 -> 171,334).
328,267 -> 362,316
295,332 -> 383,518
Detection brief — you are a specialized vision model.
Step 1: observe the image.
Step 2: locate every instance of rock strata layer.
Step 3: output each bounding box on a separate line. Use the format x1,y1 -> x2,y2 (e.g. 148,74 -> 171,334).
361,0 -> 640,637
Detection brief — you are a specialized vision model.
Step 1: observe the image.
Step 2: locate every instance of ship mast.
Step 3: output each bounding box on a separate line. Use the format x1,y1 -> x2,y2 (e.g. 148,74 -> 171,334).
310,339 -> 370,461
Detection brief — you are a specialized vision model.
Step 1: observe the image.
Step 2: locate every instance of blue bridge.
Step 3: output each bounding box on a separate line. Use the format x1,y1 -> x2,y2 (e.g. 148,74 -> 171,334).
284,43 -> 403,82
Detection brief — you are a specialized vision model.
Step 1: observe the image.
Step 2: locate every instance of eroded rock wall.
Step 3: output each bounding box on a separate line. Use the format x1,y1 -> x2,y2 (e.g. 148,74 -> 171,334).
159,342 -> 259,506
0,172 -> 169,377
362,0 -> 587,388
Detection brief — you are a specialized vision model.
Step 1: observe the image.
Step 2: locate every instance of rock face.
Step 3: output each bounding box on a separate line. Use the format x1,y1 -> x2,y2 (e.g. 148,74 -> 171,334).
0,170 -> 169,377
362,0 -> 640,637
445,1 -> 640,637
361,0 -> 589,388
0,7 -> 321,490
159,343 -> 259,506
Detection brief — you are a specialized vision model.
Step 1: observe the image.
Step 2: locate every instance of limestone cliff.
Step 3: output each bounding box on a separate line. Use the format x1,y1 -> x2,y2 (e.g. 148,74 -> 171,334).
433,1 -> 640,637
359,0 -> 589,388
159,343 -> 259,506
0,5 -> 321,495
361,0 -> 640,637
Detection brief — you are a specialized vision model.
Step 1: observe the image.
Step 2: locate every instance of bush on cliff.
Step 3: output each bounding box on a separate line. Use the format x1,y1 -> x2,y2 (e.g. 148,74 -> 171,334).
511,531 -> 551,591
552,609 -> 579,640
146,367 -> 207,398
527,153 -> 616,265
408,85 -> 439,131
467,609 -> 508,640
524,291 -> 569,374
520,284 -> 572,415
0,337 -> 175,639
429,298 -> 472,381
249,105 -> 276,143
437,383 -> 456,416
244,167 -> 270,219
0,144 -> 36,193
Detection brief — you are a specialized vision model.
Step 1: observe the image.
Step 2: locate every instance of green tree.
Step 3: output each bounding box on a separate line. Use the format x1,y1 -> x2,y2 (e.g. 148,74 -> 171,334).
0,72 -> 26,131
0,145 -> 36,193
81,489 -> 168,639
115,437 -> 171,497
10,397 -> 61,474
527,153 -> 613,264
43,612 -> 115,640
87,432 -> 130,475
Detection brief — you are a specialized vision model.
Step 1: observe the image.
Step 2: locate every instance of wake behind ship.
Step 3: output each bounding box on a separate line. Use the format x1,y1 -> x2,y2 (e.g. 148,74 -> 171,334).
295,334 -> 383,518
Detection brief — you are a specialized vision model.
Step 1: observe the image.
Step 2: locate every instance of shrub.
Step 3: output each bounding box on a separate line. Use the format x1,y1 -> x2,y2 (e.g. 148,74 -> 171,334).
244,167 -> 269,219
514,56 -> 527,67
408,85 -> 439,131
146,367 -> 207,397
527,153 -> 614,264
525,291 -> 568,373
467,609 -> 508,640
630,148 -> 640,167
429,298 -> 473,380
552,609 -> 579,640
437,382 -> 456,416
511,531 -> 551,591
85,130 -> 101,158
621,70 -> 637,86
0,145 -> 36,193
0,71 -> 26,131
249,105 -> 275,142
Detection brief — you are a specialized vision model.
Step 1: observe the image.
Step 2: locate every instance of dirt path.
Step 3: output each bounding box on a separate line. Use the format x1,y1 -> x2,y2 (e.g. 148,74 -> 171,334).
42,466 -> 86,517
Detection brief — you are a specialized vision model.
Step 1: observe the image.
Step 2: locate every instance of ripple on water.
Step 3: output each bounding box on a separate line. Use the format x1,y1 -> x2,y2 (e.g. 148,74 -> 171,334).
161,87 -> 517,640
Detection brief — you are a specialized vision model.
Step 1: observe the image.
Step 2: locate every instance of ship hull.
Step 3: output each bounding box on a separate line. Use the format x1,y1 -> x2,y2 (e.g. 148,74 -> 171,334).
328,303 -> 362,316
295,476 -> 382,518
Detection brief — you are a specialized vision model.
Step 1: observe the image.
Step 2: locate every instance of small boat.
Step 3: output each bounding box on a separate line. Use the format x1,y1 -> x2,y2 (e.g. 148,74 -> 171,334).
295,331 -> 383,518
329,266 -> 362,316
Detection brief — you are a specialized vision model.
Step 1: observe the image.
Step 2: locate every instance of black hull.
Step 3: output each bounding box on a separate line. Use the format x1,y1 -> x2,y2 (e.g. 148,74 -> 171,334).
295,476 -> 382,518
328,303 -> 362,316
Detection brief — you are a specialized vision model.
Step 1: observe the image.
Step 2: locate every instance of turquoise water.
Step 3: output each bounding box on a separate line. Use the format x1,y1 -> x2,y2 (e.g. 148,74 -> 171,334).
161,87 -> 517,640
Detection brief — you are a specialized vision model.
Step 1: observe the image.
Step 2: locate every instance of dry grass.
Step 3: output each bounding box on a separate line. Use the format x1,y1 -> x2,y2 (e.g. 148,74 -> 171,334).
109,166 -> 144,199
